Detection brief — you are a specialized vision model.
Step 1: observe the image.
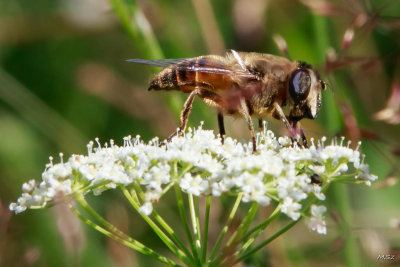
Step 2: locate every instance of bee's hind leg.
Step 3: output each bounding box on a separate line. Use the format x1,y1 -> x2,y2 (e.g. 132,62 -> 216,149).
167,89 -> 198,142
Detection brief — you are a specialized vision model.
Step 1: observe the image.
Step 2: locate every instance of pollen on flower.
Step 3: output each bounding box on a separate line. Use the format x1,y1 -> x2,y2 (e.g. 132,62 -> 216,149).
10,124 -> 377,234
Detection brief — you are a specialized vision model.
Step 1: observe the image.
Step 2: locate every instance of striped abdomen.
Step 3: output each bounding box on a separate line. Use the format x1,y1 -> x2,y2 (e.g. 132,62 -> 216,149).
148,56 -> 232,93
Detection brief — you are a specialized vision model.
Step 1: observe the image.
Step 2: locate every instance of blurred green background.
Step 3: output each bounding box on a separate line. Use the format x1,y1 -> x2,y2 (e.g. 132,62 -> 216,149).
1,0 -> 399,266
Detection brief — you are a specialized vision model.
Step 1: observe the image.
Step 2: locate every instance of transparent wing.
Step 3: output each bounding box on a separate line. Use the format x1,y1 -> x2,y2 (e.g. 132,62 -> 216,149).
126,58 -> 258,78
126,58 -> 188,67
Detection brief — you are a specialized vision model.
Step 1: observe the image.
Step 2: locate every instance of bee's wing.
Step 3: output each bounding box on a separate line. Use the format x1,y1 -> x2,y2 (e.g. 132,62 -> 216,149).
126,58 -> 188,67
126,58 -> 258,79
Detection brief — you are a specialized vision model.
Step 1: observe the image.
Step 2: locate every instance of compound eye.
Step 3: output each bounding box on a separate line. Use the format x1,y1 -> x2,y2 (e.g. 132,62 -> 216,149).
289,69 -> 311,103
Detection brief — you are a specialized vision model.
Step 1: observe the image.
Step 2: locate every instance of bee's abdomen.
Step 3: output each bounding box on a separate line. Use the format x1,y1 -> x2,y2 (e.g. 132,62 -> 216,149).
148,57 -> 228,92
148,67 -> 179,91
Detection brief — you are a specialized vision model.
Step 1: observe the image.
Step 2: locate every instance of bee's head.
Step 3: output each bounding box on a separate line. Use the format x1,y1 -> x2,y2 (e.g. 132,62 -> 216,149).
287,62 -> 326,120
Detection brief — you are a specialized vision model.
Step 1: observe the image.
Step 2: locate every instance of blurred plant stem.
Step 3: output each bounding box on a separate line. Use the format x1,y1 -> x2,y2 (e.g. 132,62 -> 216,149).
312,14 -> 362,267
109,0 -> 163,59
190,0 -> 225,54
0,67 -> 86,152
109,0 -> 182,118
332,183 -> 362,267
312,15 -> 342,134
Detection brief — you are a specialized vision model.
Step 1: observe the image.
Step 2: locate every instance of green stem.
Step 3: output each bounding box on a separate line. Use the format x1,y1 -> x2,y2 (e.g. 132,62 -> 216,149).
212,202 -> 259,266
129,181 -> 193,259
132,182 -> 144,200
178,163 -> 194,178
225,202 -> 259,248
109,0 -> 183,117
189,194 -> 202,255
312,15 -> 328,62
76,195 -> 128,240
332,183 -> 362,267
120,186 -> 191,264
174,185 -> 201,266
208,193 -> 243,262
151,210 -> 194,262
235,220 -> 298,263
161,181 -> 176,196
84,179 -> 112,192
109,0 -> 163,59
312,14 -> 342,133
172,161 -> 200,264
242,204 -> 281,241
202,196 -> 211,263
239,205 -> 282,254
69,204 -> 181,267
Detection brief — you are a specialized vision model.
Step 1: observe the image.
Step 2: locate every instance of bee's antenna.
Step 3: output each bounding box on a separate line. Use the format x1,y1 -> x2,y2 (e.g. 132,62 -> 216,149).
324,81 -> 332,91
324,76 -> 335,95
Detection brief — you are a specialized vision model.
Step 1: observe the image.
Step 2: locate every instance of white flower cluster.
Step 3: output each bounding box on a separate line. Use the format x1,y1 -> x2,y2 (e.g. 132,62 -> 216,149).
10,124 -> 377,234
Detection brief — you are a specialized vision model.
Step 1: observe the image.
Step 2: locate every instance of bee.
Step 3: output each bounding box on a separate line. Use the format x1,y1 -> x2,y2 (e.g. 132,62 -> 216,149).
128,50 -> 326,151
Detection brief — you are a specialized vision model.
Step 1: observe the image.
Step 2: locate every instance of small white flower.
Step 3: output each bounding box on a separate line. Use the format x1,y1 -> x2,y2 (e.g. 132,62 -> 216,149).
9,202 -> 26,214
357,164 -> 378,183
180,173 -> 209,196
311,185 -> 326,201
308,165 -> 325,175
51,163 -> 72,179
308,205 -> 327,234
139,202 -> 153,215
280,197 -> 302,221
22,180 -> 36,193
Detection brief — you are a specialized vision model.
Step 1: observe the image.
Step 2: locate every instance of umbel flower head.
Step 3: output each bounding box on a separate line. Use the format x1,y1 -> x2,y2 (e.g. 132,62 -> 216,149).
10,123 -> 377,234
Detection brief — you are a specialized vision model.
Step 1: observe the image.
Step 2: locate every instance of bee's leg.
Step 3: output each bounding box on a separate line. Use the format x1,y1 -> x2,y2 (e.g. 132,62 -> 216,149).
167,89 -> 198,142
258,119 -> 264,133
196,88 -> 228,144
273,103 -> 292,131
273,103 -> 300,144
240,98 -> 257,152
217,112 -> 225,144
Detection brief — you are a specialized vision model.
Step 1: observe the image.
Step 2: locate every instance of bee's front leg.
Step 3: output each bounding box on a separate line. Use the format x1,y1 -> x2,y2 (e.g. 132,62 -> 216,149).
272,103 -> 305,147
273,102 -> 293,132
